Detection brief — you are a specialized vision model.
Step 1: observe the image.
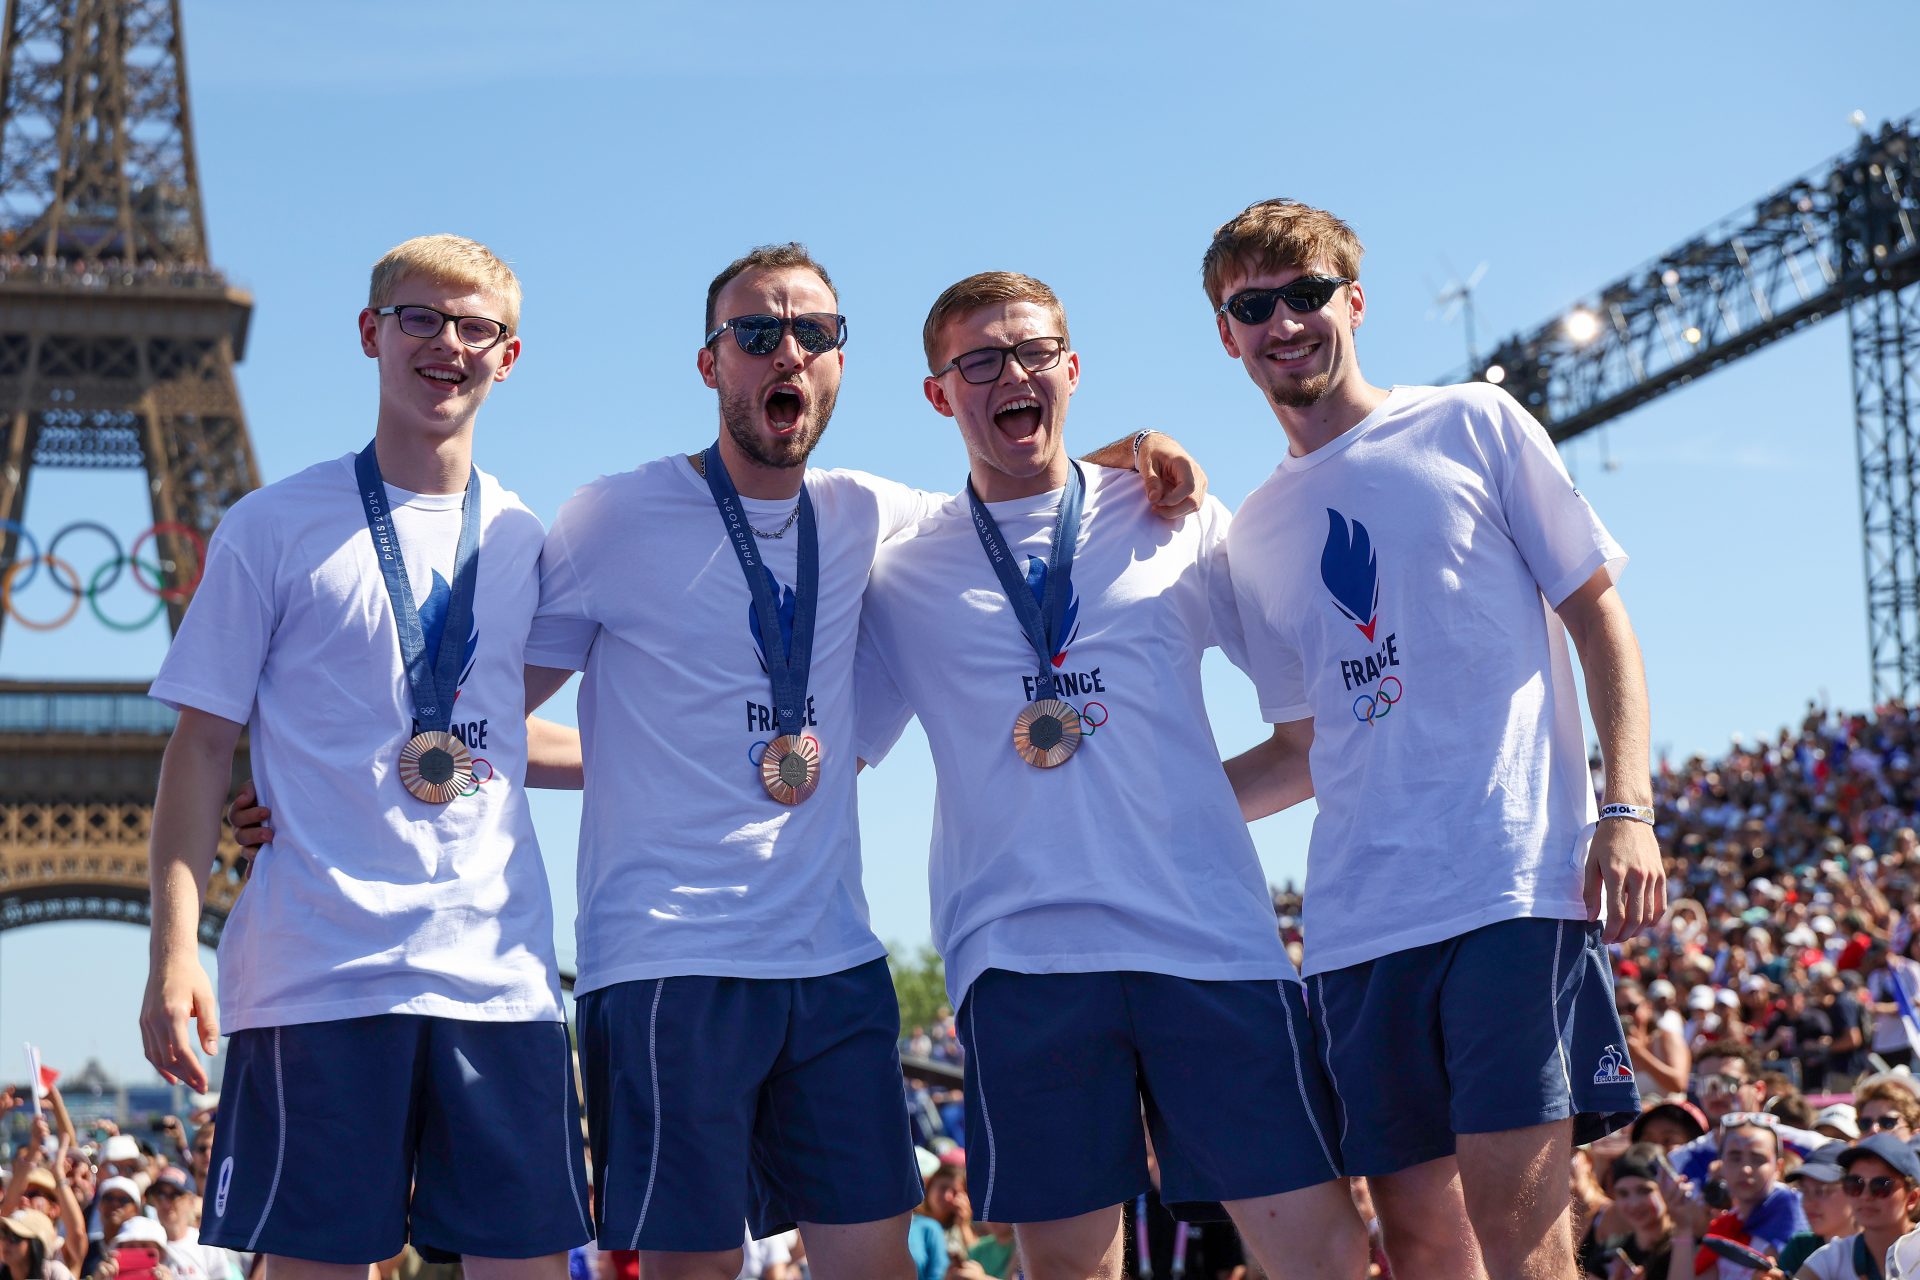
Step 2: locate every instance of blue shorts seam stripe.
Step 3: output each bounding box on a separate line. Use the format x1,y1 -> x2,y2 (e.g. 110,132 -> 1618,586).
962,994 -> 998,1221
245,1027 -> 288,1253
628,977 -> 665,1251
1549,921 -> 1572,1094
1312,975 -> 1352,1149
558,1024 -> 592,1240
1278,981 -> 1339,1178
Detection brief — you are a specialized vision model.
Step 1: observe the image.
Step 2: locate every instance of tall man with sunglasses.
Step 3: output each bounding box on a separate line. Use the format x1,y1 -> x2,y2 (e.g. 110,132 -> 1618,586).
1203,199 -> 1662,1280
853,271 -> 1367,1280
521,244 -> 1206,1280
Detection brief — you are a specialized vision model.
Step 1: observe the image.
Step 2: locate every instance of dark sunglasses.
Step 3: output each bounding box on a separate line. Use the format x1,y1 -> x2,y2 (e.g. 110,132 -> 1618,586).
1844,1174 -> 1911,1198
374,304 -> 511,350
706,313 -> 848,356
1864,1114 -> 1907,1132
1218,275 -> 1352,325
934,336 -> 1066,386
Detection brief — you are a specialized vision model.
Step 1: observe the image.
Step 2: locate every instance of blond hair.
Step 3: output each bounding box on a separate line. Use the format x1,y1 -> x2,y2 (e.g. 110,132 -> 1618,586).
1200,200 -> 1363,309
369,234 -> 521,333
922,271 -> 1069,372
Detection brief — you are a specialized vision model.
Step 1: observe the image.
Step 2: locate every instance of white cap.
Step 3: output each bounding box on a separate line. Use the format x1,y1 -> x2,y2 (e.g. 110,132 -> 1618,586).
101,1135 -> 141,1164
1716,989 -> 1740,1007
1742,974 -> 1770,994
1687,985 -> 1715,1011
1813,916 -> 1837,936
113,1216 -> 167,1246
1816,1103 -> 1861,1140
96,1176 -> 142,1204
1649,979 -> 1677,1000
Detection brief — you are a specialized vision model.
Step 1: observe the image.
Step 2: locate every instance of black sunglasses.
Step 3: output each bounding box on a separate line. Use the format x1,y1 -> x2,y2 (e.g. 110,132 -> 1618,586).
1218,276 -> 1352,325
706,313 -> 848,356
934,336 -> 1066,386
374,304 -> 511,350
1865,1114 -> 1907,1132
1844,1174 -> 1911,1198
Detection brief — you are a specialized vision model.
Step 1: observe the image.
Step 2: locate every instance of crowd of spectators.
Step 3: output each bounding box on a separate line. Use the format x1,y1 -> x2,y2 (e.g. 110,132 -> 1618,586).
0,254 -> 227,291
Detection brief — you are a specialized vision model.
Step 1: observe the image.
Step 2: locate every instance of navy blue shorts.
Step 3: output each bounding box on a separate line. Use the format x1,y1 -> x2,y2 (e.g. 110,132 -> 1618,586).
201,1015 -> 592,1263
577,957 -> 923,1253
1310,916 -> 1640,1177
957,970 -> 1343,1225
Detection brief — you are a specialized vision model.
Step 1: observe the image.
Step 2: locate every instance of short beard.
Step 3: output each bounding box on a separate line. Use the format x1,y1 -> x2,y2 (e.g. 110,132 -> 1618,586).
1268,371 -> 1332,410
717,378 -> 838,470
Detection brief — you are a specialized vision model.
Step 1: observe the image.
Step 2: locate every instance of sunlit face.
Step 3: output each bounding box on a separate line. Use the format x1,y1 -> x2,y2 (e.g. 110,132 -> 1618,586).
150,1187 -> 194,1236
924,300 -> 1078,496
1844,1154 -> 1920,1233
99,1189 -> 138,1237
698,267 -> 843,472
1213,260 -> 1365,414
1611,1176 -> 1667,1231
1860,1099 -> 1914,1141
358,275 -> 519,441
1695,1056 -> 1762,1119
1719,1127 -> 1779,1205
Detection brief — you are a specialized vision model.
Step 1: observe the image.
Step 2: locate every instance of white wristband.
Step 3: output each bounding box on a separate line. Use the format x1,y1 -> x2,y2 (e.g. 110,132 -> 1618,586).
1131,429 -> 1158,464
1598,802 -> 1655,826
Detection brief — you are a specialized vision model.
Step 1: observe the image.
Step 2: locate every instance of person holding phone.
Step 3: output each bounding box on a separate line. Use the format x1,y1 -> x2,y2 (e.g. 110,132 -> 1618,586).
1580,1146 -> 1677,1278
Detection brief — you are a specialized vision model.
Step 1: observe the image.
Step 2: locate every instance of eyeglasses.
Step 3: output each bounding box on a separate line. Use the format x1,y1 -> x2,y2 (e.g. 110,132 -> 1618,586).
1696,1073 -> 1751,1096
1845,1174 -> 1911,1198
1217,276 -> 1352,325
1865,1114 -> 1907,1132
934,336 -> 1066,385
706,313 -> 848,356
375,305 -> 511,350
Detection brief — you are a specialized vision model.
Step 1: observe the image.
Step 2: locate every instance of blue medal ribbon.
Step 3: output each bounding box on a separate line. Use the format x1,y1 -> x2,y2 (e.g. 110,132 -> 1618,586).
354,443 -> 480,736
966,462 -> 1084,700
700,444 -> 818,741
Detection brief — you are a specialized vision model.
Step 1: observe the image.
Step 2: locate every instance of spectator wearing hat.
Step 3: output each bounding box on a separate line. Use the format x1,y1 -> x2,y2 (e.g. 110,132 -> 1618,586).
93,1142 -> 145,1197
1795,1134 -> 1920,1278
1,1119 -> 86,1275
79,1180 -> 141,1279
1578,1144 -> 1676,1278
1817,1105 -> 1865,1143
1778,1141 -> 1857,1274
1857,1079 -> 1920,1142
1631,1102 -> 1710,1152
1621,979 -> 1693,1096
143,1170 -> 233,1280
2,1208 -> 73,1280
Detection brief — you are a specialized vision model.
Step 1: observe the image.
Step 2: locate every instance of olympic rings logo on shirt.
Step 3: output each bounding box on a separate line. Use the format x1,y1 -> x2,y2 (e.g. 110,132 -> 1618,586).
1078,700 -> 1110,736
1,520 -> 206,631
1352,675 -> 1403,725
455,756 -> 497,796
747,734 -> 822,768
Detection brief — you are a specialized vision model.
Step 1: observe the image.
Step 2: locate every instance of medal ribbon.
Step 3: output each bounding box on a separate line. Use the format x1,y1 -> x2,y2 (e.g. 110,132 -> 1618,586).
701,444 -> 818,739
966,462 -> 1084,701
354,443 -> 481,736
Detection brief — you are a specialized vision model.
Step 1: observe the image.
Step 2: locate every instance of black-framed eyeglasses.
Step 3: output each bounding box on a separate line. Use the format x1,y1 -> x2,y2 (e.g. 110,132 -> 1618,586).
706,313 -> 848,356
934,336 -> 1066,385
1218,276 -> 1352,325
375,305 -> 511,350
1844,1174 -> 1910,1198
1864,1114 -> 1907,1132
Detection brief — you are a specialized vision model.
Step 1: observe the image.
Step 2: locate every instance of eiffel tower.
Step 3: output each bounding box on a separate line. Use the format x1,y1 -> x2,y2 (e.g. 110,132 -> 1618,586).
0,0 -> 254,942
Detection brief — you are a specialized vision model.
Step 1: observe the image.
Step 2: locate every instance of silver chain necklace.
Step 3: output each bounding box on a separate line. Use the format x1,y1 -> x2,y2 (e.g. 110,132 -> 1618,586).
691,451 -> 801,538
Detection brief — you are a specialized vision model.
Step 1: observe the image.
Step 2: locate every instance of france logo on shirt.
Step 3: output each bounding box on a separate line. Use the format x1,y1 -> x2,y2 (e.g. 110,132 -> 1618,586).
418,570 -> 480,692
1024,555 -> 1080,666
748,565 -> 797,674
1320,509 -> 1380,642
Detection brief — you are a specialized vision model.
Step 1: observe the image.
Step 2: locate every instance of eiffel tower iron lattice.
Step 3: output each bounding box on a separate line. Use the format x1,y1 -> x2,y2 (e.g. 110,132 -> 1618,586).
0,0 -> 254,939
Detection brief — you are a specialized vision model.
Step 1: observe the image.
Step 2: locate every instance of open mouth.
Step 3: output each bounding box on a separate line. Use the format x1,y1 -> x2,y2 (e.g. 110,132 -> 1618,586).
1266,342 -> 1320,369
993,396 -> 1043,442
416,365 -> 467,389
765,383 -> 806,433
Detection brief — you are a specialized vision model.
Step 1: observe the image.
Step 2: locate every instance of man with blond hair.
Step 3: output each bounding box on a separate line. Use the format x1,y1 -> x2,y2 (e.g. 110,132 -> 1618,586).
1201,198 -> 1663,1280
854,271 -> 1367,1279
142,234 -> 589,1279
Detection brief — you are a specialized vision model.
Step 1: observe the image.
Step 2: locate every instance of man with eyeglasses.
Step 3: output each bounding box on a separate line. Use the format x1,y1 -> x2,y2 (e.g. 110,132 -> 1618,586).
142,235 -> 591,1280
853,271 -> 1366,1279
1794,1135 -> 1920,1280
1201,197 -> 1664,1280
522,246 -> 1205,1280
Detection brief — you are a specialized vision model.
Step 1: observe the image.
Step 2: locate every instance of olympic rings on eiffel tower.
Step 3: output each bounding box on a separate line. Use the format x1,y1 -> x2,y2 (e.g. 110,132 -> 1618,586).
0,520 -> 206,630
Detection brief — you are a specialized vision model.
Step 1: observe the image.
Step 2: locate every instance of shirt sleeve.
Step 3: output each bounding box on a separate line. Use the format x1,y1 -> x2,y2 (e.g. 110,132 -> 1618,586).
852,600 -> 916,766
862,471 -> 950,543
1488,387 -> 1628,607
1228,522 -> 1311,722
147,505 -> 276,724
524,496 -> 601,671
1198,499 -> 1254,675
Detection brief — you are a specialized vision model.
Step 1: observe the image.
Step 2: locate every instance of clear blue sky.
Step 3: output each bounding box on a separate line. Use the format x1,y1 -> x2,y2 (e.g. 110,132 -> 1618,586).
2,1 -> 1914,1084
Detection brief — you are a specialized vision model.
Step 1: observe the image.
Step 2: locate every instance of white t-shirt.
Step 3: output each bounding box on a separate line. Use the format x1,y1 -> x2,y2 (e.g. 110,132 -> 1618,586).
526,456 -> 937,993
738,1228 -> 796,1279
150,454 -> 563,1031
856,465 -> 1295,1009
1229,384 -> 1625,977
1799,1233 -> 1872,1280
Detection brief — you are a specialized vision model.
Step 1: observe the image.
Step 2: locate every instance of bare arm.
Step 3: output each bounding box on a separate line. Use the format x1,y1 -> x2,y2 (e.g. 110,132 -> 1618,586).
1224,718 -> 1314,822
140,707 -> 245,1092
1557,569 -> 1664,943
1080,432 -> 1208,518
524,665 -> 582,790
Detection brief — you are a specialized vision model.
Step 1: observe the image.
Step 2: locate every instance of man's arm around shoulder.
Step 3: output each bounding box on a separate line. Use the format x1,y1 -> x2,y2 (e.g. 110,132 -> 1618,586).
141,707 -> 244,1092
1225,717 -> 1314,822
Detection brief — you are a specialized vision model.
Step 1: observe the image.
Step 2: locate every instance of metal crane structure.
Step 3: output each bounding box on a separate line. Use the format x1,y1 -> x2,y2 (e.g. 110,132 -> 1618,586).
0,0 -> 255,939
1445,112 -> 1919,701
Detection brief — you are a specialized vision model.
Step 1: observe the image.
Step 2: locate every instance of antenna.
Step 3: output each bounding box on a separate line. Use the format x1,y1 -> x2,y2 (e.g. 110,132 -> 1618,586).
1428,259 -> 1488,367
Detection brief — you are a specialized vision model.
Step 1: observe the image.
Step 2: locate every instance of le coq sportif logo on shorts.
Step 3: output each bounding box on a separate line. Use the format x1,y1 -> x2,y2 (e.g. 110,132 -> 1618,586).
1321,509 -> 1405,724
1592,1044 -> 1636,1086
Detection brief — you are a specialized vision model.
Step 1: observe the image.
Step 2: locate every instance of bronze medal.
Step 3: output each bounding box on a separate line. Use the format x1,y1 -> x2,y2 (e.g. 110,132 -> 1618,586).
398,730 -> 475,804
1012,698 -> 1082,768
760,733 -> 821,805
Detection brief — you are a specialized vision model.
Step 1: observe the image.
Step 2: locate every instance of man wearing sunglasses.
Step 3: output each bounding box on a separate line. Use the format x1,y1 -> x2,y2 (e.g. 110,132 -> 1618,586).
854,271 -> 1366,1280
1202,198 -> 1664,1280
520,245 -> 1207,1280
1794,1135 -> 1920,1279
